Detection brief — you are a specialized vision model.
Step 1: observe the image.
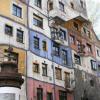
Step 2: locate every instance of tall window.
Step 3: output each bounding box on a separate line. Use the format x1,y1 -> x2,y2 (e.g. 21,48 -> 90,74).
48,2 -> 53,11
33,14 -> 43,28
62,50 -> 67,65
77,40 -> 81,50
13,4 -> 22,18
34,36 -> 39,49
37,88 -> 43,100
65,72 -> 70,88
97,50 -> 100,57
91,60 -> 97,71
74,54 -> 81,65
59,29 -> 66,40
42,41 -> 47,51
17,29 -> 23,43
80,0 -> 84,8
47,93 -> 52,100
59,91 -> 67,100
5,24 -> 13,36
33,63 -> 39,73
55,67 -> 62,80
34,0 -> 42,8
87,43 -> 92,53
53,42 -> 60,56
70,35 -> 75,44
59,2 -> 64,12
42,63 -> 47,76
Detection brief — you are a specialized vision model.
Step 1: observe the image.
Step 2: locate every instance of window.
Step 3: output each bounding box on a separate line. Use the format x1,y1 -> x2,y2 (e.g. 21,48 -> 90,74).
5,25 -> 13,36
62,50 -> 67,65
76,40 -> 81,50
17,29 -> 23,43
70,35 -> 75,44
91,60 -> 97,70
34,36 -> 39,49
42,63 -> 47,76
83,27 -> 87,34
49,2 -> 53,10
55,67 -> 62,80
42,41 -> 47,51
59,2 -> 64,12
90,79 -> 94,87
33,14 -> 43,28
70,2 -> 74,9
97,50 -> 100,57
33,63 -> 39,73
34,0 -> 42,8
47,93 -> 52,100
59,91 -> 67,100
65,72 -> 70,88
74,54 -> 81,65
80,0 -> 84,8
53,42 -> 60,56
13,4 -> 22,18
37,88 -> 43,100
87,43 -> 92,53
73,22 -> 79,30
87,31 -> 91,38
4,49 -> 18,64
98,64 -> 100,71
59,29 -> 66,40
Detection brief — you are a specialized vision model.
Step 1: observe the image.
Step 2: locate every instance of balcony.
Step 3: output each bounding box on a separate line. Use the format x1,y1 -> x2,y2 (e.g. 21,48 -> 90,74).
49,8 -> 67,23
51,32 -> 64,45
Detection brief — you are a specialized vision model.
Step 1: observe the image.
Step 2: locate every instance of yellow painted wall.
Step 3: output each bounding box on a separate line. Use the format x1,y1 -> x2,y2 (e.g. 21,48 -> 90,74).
0,45 -> 26,75
0,0 -> 27,26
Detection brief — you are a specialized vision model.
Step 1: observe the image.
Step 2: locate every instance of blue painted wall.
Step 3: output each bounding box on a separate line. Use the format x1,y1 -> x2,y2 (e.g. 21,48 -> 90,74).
29,30 -> 73,68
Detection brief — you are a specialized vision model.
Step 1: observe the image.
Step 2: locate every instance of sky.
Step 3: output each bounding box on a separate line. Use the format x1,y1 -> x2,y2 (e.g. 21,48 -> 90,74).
86,0 -> 100,40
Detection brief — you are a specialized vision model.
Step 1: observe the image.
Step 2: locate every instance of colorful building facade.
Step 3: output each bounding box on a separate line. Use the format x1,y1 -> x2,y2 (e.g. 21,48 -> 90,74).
0,0 -> 100,100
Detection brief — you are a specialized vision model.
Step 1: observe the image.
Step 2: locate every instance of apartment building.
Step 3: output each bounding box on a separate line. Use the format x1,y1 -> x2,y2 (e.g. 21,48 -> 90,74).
0,0 -> 100,100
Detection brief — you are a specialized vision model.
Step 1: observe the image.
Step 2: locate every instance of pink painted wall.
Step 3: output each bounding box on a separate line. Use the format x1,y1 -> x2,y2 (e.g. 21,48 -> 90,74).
27,78 -> 74,100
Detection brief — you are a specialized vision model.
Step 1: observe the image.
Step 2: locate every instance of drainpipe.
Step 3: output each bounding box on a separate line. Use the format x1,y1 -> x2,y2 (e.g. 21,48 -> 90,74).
47,1 -> 56,100
25,0 -> 30,100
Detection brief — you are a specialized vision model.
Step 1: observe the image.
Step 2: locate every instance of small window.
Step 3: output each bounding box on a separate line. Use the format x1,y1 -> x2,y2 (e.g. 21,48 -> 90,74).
13,4 -> 22,18
47,93 -> 52,100
33,14 -> 43,28
55,67 -> 62,80
74,54 -> 81,65
70,2 -> 74,9
17,29 -> 23,43
37,88 -> 43,100
91,60 -> 97,70
87,43 -> 92,53
34,36 -> 39,49
53,42 -> 60,56
42,63 -> 47,76
34,0 -> 42,8
5,25 -> 13,36
62,50 -> 67,65
42,41 -> 47,51
59,2 -> 64,12
83,27 -> 87,34
77,40 -> 81,50
33,63 -> 39,73
73,22 -> 79,30
49,2 -> 53,10
70,35 -> 75,44
87,31 -> 91,38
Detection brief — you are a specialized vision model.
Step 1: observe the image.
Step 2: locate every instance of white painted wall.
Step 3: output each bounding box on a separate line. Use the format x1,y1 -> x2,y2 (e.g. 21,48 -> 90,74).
28,7 -> 51,38
0,16 -> 28,50
27,51 -> 74,87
